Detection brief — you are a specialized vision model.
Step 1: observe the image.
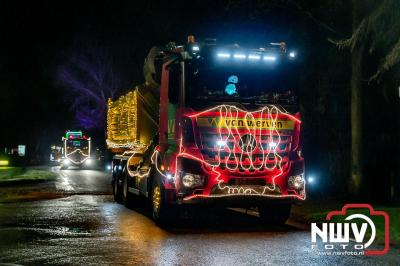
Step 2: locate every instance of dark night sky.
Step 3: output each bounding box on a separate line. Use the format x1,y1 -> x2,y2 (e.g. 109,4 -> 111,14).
0,0 -> 347,151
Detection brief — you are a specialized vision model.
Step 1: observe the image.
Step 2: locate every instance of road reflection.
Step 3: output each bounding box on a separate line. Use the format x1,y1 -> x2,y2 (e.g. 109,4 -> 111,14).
111,203 -> 300,265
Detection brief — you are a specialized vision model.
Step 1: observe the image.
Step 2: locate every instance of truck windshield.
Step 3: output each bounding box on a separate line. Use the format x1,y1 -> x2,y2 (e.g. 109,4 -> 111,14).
186,59 -> 298,108
66,139 -> 88,149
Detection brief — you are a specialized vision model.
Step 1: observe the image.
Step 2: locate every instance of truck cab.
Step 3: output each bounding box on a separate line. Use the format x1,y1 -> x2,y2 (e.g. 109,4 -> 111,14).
110,37 -> 305,224
61,130 -> 92,169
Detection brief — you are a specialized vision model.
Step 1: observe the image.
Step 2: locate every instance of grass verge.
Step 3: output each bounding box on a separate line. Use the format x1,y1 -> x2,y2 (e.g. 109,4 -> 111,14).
0,167 -> 56,183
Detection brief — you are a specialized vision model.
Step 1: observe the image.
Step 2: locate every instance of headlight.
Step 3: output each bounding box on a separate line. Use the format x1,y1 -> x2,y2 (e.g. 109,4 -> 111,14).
181,173 -> 204,188
85,158 -> 92,165
63,158 -> 70,165
191,45 -> 200,52
268,142 -> 277,148
216,140 -> 227,147
288,174 -> 305,190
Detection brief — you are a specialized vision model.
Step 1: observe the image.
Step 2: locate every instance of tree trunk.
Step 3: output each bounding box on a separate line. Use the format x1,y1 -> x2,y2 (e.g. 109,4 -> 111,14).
349,46 -> 364,195
348,0 -> 369,196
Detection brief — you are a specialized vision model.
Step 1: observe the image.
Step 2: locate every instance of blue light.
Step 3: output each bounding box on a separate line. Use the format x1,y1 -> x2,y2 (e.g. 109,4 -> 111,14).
216,140 -> 227,147
166,173 -> 173,180
192,45 -> 200,52
289,51 -> 296,58
268,142 -> 277,148
248,54 -> 261,60
228,75 -> 238,84
217,52 -> 230,58
225,84 -> 237,95
263,55 -> 276,61
307,176 -> 314,184
233,53 -> 246,59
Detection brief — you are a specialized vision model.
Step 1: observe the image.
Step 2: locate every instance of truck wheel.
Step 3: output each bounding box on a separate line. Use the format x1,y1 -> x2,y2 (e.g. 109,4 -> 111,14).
122,173 -> 130,207
258,204 -> 291,225
113,176 -> 123,204
151,178 -> 172,225
122,172 -> 142,208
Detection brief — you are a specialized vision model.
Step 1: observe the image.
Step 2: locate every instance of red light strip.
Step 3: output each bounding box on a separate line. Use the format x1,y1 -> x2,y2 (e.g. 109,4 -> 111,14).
150,105 -> 305,200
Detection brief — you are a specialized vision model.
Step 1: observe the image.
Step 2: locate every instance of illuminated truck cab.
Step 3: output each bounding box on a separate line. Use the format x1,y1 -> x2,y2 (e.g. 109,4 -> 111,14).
61,130 -> 92,169
109,38 -> 305,224
171,50 -> 305,203
173,106 -> 305,203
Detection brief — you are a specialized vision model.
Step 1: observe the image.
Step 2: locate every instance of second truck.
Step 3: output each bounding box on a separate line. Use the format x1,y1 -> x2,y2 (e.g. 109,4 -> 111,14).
61,130 -> 92,169
107,37 -> 305,224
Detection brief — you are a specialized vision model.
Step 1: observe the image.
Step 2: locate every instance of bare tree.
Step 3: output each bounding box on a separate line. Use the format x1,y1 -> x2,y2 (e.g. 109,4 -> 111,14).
56,44 -> 120,129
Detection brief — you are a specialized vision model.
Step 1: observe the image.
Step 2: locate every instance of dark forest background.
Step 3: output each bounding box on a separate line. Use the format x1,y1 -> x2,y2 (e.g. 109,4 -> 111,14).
0,0 -> 399,202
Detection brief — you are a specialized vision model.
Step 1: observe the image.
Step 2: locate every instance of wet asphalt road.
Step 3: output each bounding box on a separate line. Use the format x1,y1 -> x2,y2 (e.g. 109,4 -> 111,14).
0,167 -> 398,265
52,167 -> 112,194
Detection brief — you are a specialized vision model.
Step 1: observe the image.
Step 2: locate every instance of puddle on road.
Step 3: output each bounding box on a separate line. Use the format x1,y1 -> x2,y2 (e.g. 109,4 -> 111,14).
49,226 -> 91,236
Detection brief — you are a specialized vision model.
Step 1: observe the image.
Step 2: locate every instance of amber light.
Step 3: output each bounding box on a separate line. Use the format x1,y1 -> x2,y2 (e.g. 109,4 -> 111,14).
106,90 -> 138,149
187,35 -> 195,44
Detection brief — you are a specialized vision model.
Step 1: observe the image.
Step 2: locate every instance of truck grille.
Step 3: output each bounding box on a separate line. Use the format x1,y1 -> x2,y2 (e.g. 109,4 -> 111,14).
228,178 -> 266,186
200,132 -> 291,173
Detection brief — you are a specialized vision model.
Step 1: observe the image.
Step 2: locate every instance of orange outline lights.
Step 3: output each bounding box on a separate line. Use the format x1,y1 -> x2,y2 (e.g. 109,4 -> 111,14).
106,90 -> 139,150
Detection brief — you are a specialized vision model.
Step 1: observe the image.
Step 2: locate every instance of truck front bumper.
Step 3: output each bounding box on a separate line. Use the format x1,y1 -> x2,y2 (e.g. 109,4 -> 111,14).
173,183 -> 305,206
179,193 -> 300,206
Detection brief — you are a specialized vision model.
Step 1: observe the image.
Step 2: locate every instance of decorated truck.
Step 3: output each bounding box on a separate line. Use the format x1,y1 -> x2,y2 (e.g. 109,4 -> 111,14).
107,36 -> 305,224
61,130 -> 92,169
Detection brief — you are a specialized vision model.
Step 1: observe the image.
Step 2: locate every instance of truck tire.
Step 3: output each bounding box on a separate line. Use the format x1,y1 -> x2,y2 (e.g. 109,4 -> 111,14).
121,169 -> 143,208
258,204 -> 291,225
113,175 -> 123,204
150,177 -> 173,225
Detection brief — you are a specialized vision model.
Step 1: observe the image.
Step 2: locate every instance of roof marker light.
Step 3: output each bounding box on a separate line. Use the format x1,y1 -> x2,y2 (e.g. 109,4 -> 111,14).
248,54 -> 261,60
217,53 -> 230,58
233,53 -> 246,59
263,55 -> 276,61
